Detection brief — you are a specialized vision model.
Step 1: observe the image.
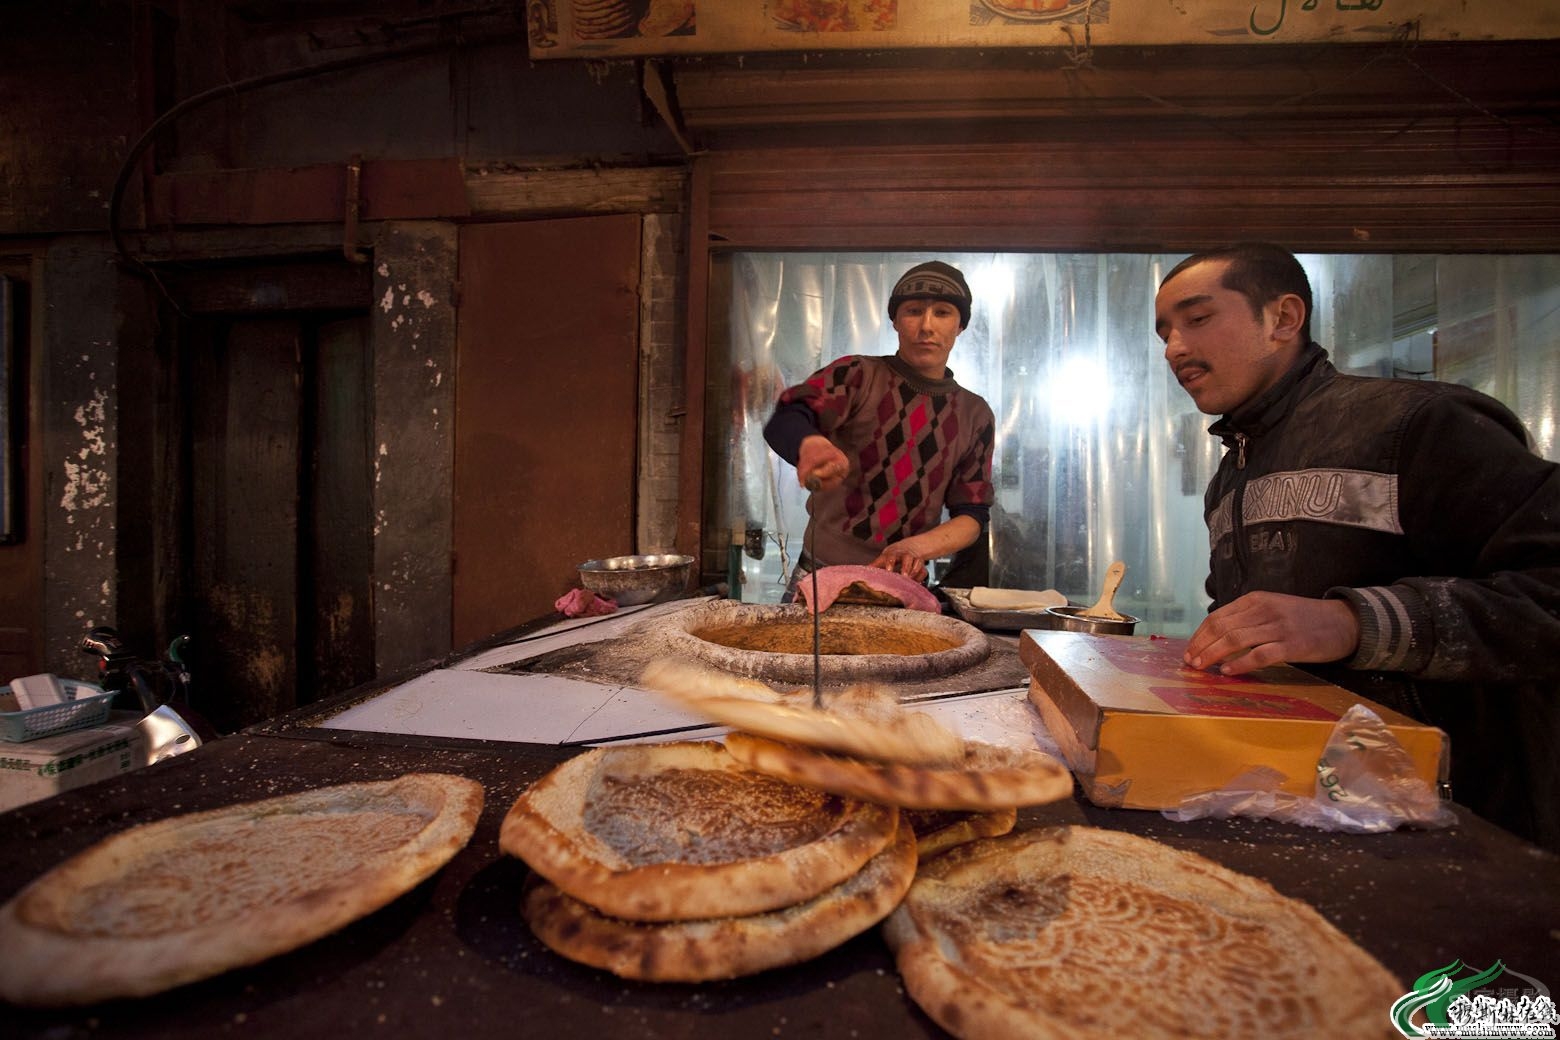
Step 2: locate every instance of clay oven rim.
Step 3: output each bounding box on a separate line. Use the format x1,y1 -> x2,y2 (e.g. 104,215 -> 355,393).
648,601 -> 992,685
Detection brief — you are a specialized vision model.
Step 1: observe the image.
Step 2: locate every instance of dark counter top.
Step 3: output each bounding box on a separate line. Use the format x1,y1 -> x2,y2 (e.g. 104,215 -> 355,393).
3,726 -> 1557,1039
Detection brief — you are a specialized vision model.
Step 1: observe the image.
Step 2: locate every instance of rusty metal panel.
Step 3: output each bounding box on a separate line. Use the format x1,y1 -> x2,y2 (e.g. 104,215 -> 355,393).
453,216 -> 640,644
148,158 -> 471,227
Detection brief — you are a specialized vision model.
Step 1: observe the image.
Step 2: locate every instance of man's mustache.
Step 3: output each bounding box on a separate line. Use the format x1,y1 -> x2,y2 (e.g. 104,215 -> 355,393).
1175,361 -> 1209,384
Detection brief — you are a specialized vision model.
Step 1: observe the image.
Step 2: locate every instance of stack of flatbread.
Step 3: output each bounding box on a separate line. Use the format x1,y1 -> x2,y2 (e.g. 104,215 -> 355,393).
635,660 -> 1404,1039
0,773 -> 484,1006
883,826 -> 1404,1040
499,740 -> 916,981
638,658 -> 1075,858
499,660 -> 1079,982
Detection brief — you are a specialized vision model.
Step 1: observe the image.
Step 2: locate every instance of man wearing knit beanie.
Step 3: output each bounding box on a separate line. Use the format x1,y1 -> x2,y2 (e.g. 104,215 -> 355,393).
763,260 -> 994,586
887,260 -> 972,330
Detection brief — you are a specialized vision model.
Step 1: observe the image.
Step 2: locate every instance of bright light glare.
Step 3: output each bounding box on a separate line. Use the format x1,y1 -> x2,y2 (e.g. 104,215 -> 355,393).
966,261 -> 1016,317
1048,356 -> 1111,425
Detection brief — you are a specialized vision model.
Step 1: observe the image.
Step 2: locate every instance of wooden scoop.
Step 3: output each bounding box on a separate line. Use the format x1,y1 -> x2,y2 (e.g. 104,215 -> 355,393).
1079,560 -> 1129,621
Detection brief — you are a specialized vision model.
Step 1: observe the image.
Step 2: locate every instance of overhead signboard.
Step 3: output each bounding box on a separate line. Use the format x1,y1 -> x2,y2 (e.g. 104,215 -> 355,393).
526,0 -> 1560,59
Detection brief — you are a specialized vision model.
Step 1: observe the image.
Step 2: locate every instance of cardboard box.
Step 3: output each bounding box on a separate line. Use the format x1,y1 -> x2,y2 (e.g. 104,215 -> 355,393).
1019,630 -> 1448,811
0,716 -> 146,813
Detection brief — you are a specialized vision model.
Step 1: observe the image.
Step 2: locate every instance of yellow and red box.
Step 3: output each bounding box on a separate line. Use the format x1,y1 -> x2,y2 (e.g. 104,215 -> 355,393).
1019,630 -> 1447,811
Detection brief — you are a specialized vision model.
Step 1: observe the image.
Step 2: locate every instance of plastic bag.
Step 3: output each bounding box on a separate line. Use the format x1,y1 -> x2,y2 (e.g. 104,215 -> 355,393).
1164,704 -> 1457,833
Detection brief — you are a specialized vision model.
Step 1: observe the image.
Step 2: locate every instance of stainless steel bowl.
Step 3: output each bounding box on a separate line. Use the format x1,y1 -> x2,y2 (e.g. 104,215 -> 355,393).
578,553 -> 694,606
1042,605 -> 1140,636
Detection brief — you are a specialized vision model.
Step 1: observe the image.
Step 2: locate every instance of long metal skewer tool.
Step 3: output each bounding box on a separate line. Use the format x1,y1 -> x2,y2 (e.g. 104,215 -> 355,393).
805,475 -> 823,709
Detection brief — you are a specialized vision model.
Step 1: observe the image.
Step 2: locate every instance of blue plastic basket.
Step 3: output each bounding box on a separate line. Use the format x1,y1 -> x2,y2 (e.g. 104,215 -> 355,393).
0,680 -> 118,743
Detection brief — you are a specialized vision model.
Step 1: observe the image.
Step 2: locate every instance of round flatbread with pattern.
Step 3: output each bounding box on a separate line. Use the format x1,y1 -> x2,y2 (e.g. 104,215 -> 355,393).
499,740 -> 898,922
522,814 -> 917,982
882,826 -> 1403,1040
0,773 -> 484,1007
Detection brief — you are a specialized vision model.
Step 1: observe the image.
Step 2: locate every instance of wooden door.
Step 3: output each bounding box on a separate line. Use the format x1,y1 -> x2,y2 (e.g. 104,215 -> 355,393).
309,316 -> 375,697
453,217 -> 640,644
189,319 -> 301,731
186,310 -> 374,732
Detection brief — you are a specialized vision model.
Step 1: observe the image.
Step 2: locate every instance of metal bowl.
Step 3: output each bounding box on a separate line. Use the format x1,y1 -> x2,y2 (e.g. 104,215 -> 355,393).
1042,605 -> 1140,636
578,553 -> 694,606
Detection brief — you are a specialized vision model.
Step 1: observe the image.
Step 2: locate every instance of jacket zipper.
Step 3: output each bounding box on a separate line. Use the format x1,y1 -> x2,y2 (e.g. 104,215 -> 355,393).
1230,432 -> 1250,591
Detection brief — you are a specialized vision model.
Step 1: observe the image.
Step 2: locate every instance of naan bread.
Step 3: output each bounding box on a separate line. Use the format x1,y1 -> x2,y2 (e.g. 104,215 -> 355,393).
522,816 -> 917,982
882,826 -> 1403,1040
498,741 -> 898,922
638,0 -> 693,35
795,565 -> 941,614
902,808 -> 1016,859
967,587 -> 1067,611
724,732 -> 1074,811
640,658 -> 964,766
0,773 -> 484,1007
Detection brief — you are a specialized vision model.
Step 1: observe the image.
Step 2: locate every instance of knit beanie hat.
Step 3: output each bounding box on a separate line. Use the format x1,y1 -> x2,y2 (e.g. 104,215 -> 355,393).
888,261 -> 972,329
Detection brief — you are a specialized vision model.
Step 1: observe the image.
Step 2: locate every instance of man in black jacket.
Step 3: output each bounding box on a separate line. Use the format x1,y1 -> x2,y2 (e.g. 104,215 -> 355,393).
1154,242 -> 1560,849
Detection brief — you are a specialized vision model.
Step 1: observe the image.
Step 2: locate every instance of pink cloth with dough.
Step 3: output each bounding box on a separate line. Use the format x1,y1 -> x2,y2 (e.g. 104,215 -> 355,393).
555,587 -> 617,618
795,564 -> 940,615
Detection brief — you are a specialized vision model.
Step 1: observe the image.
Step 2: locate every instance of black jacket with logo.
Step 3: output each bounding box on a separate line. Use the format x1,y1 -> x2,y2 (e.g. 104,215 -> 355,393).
1204,342 -> 1560,849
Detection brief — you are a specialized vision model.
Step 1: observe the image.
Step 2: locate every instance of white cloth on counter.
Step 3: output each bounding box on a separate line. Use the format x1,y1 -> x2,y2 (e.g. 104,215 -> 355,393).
968,587 -> 1067,611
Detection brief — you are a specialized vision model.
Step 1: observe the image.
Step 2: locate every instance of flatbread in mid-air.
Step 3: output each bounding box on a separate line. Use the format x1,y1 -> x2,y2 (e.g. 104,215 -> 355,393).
724,731 -> 1073,811
882,826 -> 1403,1040
498,740 -> 899,922
0,773 -> 485,1007
639,658 -> 965,766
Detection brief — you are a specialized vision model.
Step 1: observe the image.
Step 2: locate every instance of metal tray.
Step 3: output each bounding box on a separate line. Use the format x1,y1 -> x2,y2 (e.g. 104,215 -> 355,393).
941,587 -> 1072,633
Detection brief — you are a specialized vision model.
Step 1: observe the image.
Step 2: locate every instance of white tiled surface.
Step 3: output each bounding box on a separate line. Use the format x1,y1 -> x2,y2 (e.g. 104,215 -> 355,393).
321,597 -> 1055,751
319,667 -> 718,745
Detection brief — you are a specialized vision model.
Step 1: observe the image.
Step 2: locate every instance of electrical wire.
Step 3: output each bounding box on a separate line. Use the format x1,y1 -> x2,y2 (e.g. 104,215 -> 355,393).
108,23 -> 525,278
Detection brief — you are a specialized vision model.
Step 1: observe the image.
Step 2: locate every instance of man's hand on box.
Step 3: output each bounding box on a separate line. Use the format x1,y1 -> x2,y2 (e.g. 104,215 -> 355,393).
1184,593 -> 1360,676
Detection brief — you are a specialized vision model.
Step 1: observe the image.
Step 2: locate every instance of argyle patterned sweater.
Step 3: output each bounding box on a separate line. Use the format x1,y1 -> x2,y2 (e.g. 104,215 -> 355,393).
764,354 -> 995,567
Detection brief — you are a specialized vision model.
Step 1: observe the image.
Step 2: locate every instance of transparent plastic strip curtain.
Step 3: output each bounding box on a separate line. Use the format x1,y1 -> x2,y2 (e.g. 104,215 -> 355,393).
717,252 -> 1560,635
1435,255 -> 1560,460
